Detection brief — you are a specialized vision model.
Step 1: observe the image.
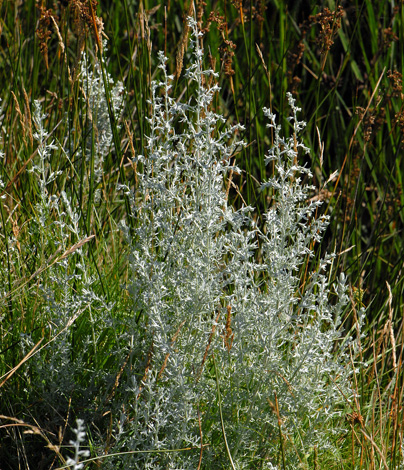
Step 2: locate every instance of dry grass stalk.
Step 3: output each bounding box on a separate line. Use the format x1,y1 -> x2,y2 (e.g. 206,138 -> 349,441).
22,87 -> 33,148
10,87 -> 33,149
59,235 -> 96,260
175,1 -> 194,79
36,5 -> 54,70
0,339 -> 43,388
50,15 -> 73,84
360,428 -> 389,470
197,310 -> 221,381
0,415 -> 64,461
386,282 -> 397,371
69,0 -> 105,78
157,319 -> 187,381
331,67 -> 386,207
105,351 -> 132,404
256,43 -> 271,112
223,304 -> 234,352
307,6 -> 344,71
201,10 -> 236,79
11,91 -> 27,147
137,341 -> 154,399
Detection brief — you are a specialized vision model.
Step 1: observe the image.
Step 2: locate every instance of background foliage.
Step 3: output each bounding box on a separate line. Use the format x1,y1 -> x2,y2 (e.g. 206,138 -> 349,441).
0,0 -> 403,468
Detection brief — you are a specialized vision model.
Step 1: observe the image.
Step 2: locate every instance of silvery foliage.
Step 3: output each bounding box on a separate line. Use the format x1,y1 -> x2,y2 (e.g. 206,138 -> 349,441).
30,100 -> 61,227
65,419 -> 90,470
217,96 -> 356,467
79,46 -> 124,190
117,17 -> 251,469
25,101 -> 110,404
116,19 -> 358,469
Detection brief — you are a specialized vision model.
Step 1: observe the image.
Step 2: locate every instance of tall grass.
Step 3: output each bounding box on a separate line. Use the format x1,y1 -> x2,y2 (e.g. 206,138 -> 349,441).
0,1 -> 403,469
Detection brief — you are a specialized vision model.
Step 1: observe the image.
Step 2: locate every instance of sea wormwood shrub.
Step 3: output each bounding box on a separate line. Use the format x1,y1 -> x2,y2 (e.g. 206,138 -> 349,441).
24,101 -> 104,401
21,64 -> 119,430
0,44 -> 124,467
115,18 -> 360,469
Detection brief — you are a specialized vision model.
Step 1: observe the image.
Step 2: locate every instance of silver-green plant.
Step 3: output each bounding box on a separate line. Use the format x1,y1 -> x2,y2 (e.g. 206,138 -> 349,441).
79,46 -> 124,190
115,18 -> 361,470
65,419 -> 90,470
23,99 -> 112,410
117,17 -> 251,468
1,46 -> 124,466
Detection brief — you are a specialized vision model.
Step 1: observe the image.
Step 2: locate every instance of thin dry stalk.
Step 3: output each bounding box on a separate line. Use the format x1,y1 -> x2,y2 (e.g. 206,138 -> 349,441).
390,317 -> 404,458
346,411 -> 365,468
222,304 -> 234,352
137,340 -> 154,399
11,91 -> 27,147
386,282 -> 397,372
175,1 -> 194,79
197,310 -> 221,382
0,415 -> 64,463
50,15 -> 73,84
331,68 -> 386,217
350,288 -> 363,363
372,328 -> 383,466
0,339 -> 43,388
348,351 -> 360,413
22,87 -> 33,147
157,319 -> 187,381
47,397 -> 72,470
59,235 -> 96,260
105,351 -> 132,403
36,5 -> 53,70
360,428 -> 389,470
4,235 -> 95,302
396,350 -> 404,461
138,3 -> 153,85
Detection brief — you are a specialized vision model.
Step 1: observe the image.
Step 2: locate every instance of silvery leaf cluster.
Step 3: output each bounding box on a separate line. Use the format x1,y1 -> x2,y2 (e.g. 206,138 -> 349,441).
115,18 -> 358,469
